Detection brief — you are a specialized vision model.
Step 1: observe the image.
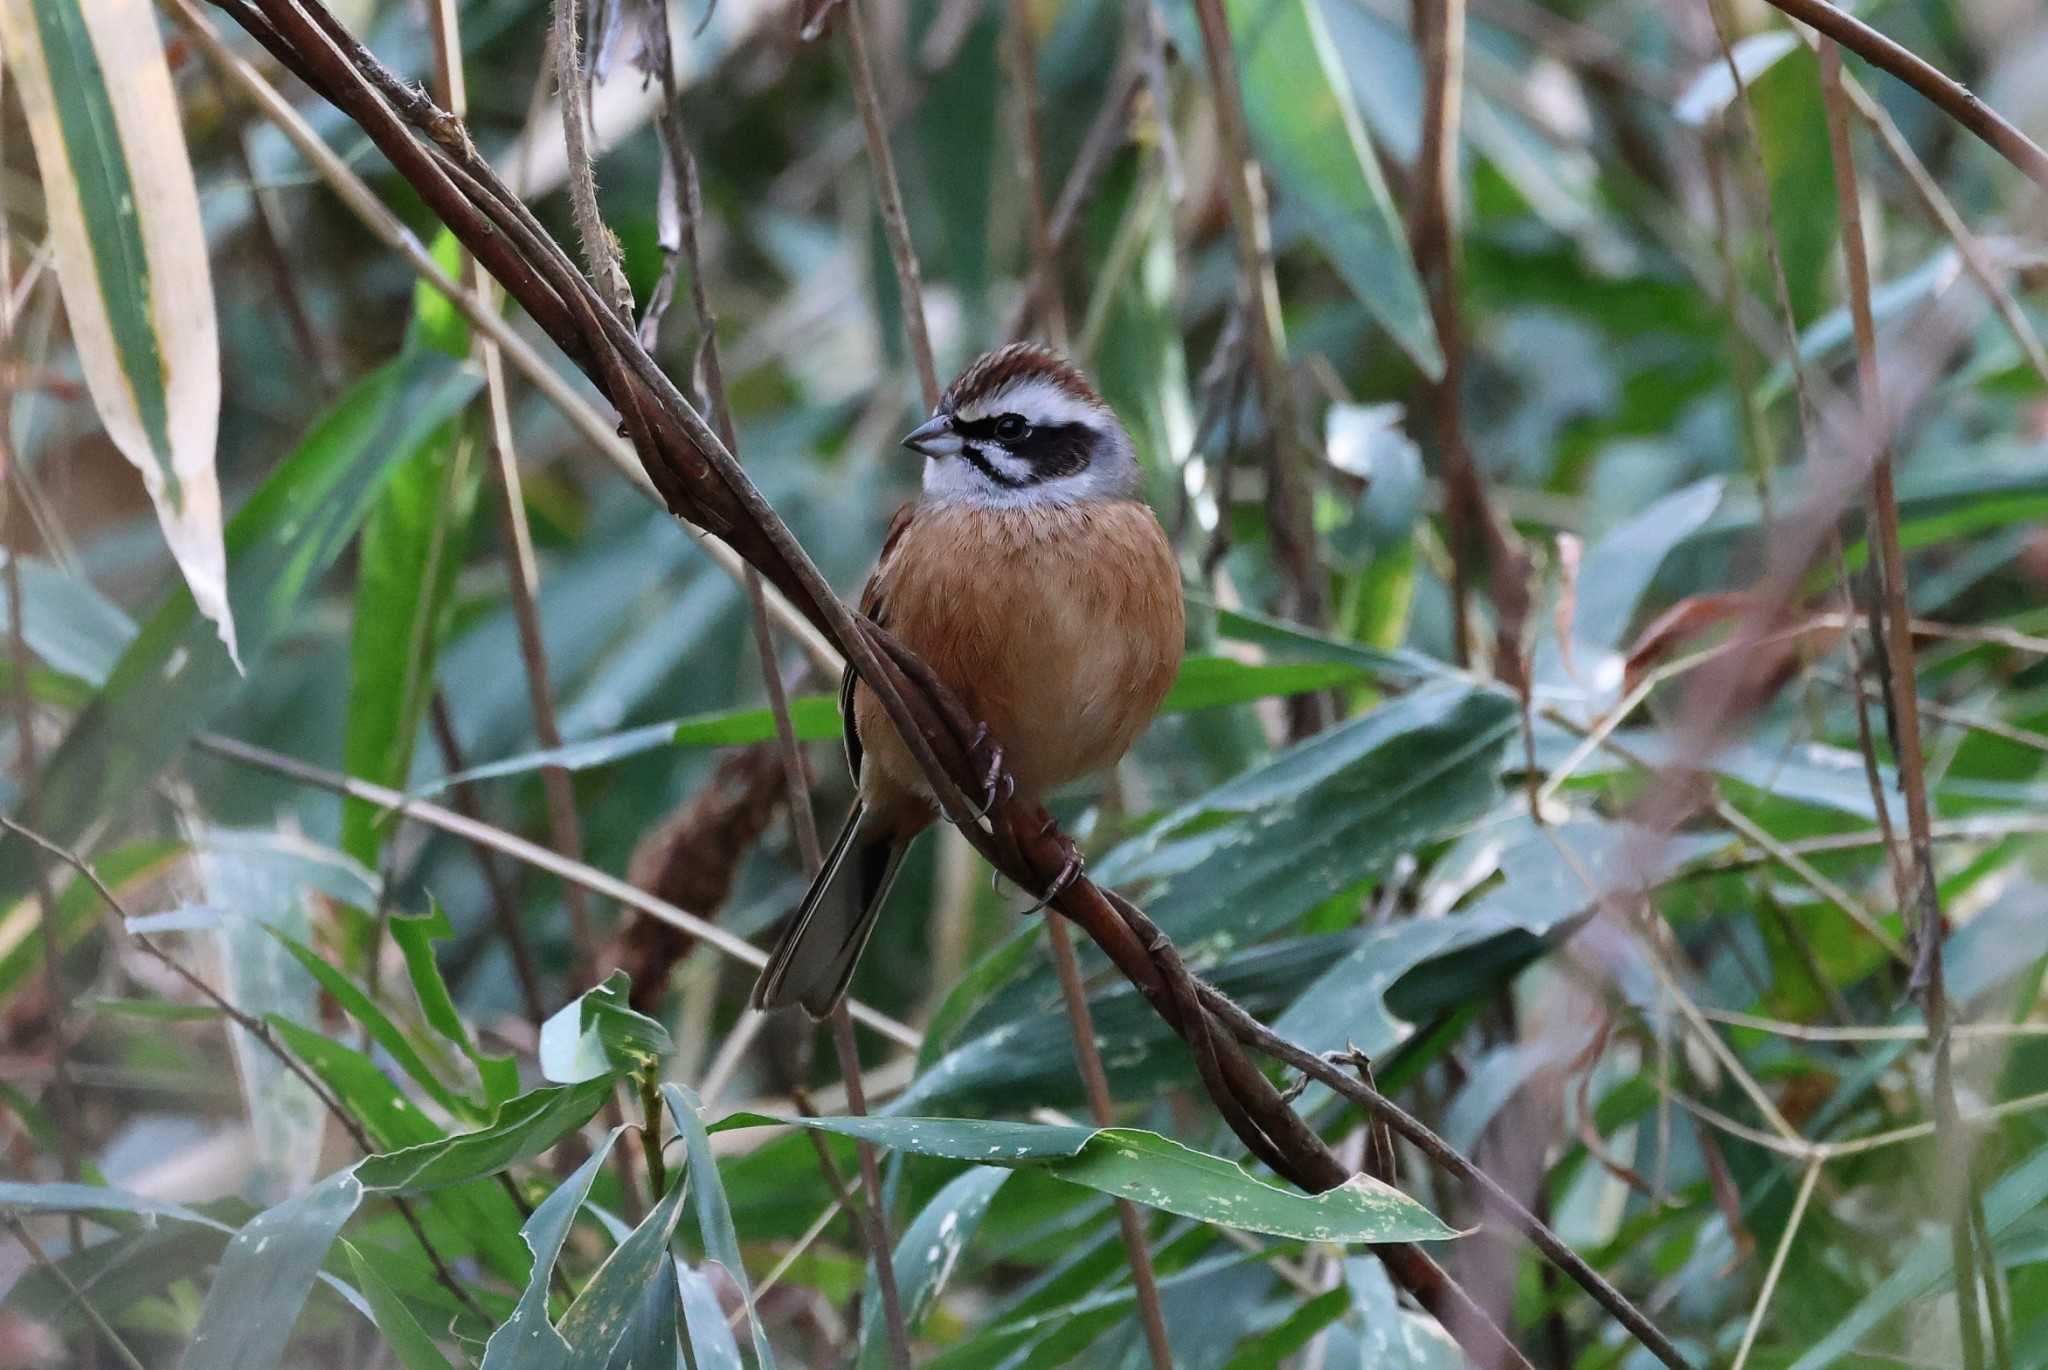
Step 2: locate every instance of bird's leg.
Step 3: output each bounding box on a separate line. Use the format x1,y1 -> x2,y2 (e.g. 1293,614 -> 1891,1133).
1019,809 -> 1084,915
963,721 -> 1015,821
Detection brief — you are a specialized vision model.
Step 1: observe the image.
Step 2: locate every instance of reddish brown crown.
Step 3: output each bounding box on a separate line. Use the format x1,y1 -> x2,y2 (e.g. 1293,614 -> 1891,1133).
939,342 -> 1103,415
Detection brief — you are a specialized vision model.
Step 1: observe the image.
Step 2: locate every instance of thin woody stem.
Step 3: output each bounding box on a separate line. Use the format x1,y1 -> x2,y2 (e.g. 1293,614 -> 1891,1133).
1043,915 -> 1173,1370
647,15 -> 908,1357
840,0 -> 941,409
0,818 -> 492,1328
1817,40 -> 1985,1368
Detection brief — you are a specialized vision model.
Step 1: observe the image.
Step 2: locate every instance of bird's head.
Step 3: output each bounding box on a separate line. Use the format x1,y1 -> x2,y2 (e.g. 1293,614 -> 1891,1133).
904,343 -> 1139,508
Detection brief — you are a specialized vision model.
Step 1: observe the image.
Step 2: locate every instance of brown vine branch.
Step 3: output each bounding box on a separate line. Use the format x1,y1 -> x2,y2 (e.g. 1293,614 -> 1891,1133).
192,5 -> 1682,1362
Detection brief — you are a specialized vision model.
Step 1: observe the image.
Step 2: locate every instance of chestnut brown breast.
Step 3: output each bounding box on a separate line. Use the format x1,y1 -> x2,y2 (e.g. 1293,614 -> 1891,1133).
852,500 -> 1184,817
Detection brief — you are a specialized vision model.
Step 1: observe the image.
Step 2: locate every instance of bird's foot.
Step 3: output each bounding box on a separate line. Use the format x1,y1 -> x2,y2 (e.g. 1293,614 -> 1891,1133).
964,722 -> 1015,821
1020,820 -> 1084,915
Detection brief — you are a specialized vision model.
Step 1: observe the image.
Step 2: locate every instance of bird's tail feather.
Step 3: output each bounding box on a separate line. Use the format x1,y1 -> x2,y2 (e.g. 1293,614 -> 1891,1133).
750,803 -> 907,1019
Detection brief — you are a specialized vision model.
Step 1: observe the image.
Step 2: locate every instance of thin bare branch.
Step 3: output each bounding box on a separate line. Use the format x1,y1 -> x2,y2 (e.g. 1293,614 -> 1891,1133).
1731,1160 -> 1822,1370
1759,0 -> 2048,193
840,0 -> 940,408
1044,915 -> 1173,1370
1189,0 -> 1329,672
5,1214 -> 148,1370
1820,47 -> 1985,1363
191,731 -> 922,1049
0,818 -> 491,1328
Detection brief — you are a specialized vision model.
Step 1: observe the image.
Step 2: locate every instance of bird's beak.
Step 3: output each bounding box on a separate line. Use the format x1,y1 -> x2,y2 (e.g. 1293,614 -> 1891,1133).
901,413 -> 962,458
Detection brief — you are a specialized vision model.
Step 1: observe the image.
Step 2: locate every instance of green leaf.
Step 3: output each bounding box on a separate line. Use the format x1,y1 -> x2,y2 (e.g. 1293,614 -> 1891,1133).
1749,42 -> 1835,326
342,1240 -> 456,1370
901,933 -> 1362,1114
391,898 -> 520,1106
409,227 -> 472,357
721,1116 -> 1457,1243
539,971 -> 673,1083
181,1169 -> 367,1370
0,1178 -> 222,1228
0,351 -> 479,907
342,417 -> 476,874
1219,1287 -> 1350,1370
478,1128 -> 627,1370
0,550 -> 135,685
83,995 -> 224,1022
268,1016 -> 443,1152
270,1015 -> 532,1286
1202,596 -> 1454,685
673,694 -> 845,749
1098,682 -> 1517,946
662,1084 -> 779,1369
677,1260 -> 745,1369
1789,1138 -> 2048,1370
1187,0 -> 1441,375
858,1166 -> 1012,1368
1159,655 -> 1372,713
354,1079 -> 618,1194
556,1167 -> 690,1367
268,927 -> 472,1120
200,831 -> 330,1201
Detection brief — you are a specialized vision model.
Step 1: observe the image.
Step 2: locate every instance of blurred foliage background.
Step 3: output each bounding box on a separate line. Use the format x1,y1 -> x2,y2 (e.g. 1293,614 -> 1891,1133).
3,0 -> 2048,1364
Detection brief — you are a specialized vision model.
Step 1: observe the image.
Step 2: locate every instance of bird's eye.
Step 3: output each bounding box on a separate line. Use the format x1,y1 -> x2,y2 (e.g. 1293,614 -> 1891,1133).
993,413 -> 1030,442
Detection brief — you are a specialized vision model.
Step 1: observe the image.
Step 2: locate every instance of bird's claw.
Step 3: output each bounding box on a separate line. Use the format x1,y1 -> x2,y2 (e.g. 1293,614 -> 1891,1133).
964,722 -> 1014,821
1020,835 -> 1084,916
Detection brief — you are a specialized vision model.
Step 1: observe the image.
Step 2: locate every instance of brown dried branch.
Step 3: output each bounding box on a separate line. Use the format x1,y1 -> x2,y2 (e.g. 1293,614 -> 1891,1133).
839,0 -> 940,409
1410,0 -> 1528,688
1044,914 -> 1174,1370
5,1213 -> 147,1370
643,17 -> 909,1356
1817,40 -> 1986,1363
3,459 -> 83,1266
1188,0 -> 1330,693
192,7 -> 1682,1362
428,696 -> 546,1021
1759,0 -> 2048,194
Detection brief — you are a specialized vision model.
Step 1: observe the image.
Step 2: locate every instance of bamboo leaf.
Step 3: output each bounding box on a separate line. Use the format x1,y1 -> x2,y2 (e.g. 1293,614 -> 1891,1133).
0,0 -> 233,659
719,1116 -> 1458,1244
341,1240 -> 457,1370
180,1170 -> 367,1370
0,351 -> 478,915
478,1129 -> 628,1370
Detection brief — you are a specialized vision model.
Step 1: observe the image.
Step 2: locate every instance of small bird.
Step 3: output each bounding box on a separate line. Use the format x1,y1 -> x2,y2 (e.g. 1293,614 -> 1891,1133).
752,344 -> 1186,1018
